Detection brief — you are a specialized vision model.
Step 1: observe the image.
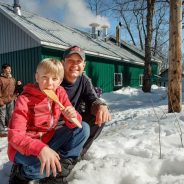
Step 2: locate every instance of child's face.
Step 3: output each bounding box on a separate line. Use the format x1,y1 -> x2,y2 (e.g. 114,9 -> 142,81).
35,68 -> 62,92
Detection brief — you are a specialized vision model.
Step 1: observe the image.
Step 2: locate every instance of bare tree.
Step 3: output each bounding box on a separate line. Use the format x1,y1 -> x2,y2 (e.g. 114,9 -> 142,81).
142,0 -> 155,92
168,0 -> 182,112
86,0 -> 111,16
109,0 -> 171,92
118,4 -> 137,46
112,0 -> 146,47
133,1 -> 146,49
111,0 -> 169,60
87,1 -> 183,97
152,3 -> 169,56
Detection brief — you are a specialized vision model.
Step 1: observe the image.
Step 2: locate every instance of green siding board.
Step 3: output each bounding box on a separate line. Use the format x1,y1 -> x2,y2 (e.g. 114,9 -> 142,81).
151,63 -> 159,85
84,56 -> 149,92
123,64 -> 144,87
41,47 -> 62,60
85,57 -> 114,92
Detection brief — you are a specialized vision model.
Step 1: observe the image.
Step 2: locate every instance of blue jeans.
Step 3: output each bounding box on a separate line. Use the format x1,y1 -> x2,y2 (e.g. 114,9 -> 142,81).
14,121 -> 90,180
0,101 -> 14,131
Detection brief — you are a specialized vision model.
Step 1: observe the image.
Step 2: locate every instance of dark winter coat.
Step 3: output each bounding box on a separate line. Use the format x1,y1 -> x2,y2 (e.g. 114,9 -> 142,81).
61,73 -> 106,116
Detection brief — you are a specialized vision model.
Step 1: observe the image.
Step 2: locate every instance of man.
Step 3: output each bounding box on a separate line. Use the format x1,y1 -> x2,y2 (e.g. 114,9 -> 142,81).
0,64 -> 16,137
61,45 -> 111,157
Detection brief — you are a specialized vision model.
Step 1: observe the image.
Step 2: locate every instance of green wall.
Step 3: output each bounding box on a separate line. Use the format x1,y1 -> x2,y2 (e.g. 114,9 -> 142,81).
0,47 -> 159,93
41,47 -> 62,60
85,57 -> 114,92
85,56 -> 146,92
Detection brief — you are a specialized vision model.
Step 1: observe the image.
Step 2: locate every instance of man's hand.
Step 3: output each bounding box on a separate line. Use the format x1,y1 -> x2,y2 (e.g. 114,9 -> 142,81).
38,146 -> 61,177
95,105 -> 111,126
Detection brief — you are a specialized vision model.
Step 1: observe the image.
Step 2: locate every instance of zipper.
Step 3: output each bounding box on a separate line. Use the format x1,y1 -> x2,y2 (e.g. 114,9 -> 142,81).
48,99 -> 54,129
39,132 -> 43,140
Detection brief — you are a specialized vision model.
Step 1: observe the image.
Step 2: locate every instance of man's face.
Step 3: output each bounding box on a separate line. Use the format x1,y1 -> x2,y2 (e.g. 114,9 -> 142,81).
35,68 -> 62,92
62,53 -> 86,83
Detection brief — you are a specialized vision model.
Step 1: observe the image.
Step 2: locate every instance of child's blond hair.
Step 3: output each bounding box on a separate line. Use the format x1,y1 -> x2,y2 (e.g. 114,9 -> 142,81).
36,58 -> 64,80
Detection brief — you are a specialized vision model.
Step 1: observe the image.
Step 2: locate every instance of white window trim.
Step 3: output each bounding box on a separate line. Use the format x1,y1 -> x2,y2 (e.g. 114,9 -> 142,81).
114,73 -> 123,87
139,74 -> 144,86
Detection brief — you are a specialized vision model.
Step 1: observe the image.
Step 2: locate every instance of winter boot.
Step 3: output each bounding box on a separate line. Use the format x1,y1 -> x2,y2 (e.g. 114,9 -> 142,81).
9,158 -> 79,184
29,176 -> 68,184
9,164 -> 31,184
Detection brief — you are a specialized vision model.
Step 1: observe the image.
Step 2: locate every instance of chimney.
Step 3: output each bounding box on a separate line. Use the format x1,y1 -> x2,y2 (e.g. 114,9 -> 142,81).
116,22 -> 122,46
101,25 -> 108,42
13,0 -> 21,16
89,23 -> 99,39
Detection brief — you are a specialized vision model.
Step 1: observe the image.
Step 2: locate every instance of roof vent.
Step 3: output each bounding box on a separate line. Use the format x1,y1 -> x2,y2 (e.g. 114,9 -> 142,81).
13,0 -> 21,16
89,23 -> 100,39
101,25 -> 109,42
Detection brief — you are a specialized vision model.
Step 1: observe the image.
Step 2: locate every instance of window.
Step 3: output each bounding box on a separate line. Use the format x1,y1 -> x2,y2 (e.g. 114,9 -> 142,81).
114,73 -> 123,86
139,74 -> 144,86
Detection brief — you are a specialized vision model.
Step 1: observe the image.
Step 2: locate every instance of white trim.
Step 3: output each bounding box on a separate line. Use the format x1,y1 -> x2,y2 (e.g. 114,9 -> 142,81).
139,74 -> 144,86
114,73 -> 123,87
85,50 -> 121,60
41,41 -> 68,50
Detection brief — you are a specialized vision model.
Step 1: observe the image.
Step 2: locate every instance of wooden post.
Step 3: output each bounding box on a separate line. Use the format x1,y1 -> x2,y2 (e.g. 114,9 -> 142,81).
168,0 -> 182,112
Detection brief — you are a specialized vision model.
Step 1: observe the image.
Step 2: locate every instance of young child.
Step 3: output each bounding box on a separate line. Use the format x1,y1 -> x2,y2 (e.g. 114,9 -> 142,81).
8,58 -> 90,184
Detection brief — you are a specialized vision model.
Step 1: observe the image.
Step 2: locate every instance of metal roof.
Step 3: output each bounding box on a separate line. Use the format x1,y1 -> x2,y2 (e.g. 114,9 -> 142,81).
0,2 -> 161,66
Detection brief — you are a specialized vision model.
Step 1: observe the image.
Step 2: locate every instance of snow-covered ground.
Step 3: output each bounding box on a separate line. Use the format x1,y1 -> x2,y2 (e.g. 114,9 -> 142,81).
1,85 -> 184,184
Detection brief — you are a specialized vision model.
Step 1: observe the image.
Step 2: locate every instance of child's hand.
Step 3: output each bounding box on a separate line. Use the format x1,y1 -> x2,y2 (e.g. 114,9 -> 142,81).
38,146 -> 61,177
62,106 -> 77,120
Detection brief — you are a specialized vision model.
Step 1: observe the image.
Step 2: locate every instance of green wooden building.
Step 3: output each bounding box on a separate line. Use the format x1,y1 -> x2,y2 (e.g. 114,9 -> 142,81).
0,2 -> 162,93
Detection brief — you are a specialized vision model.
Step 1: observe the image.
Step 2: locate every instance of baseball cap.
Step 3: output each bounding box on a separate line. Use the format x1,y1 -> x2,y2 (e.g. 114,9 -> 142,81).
63,46 -> 85,60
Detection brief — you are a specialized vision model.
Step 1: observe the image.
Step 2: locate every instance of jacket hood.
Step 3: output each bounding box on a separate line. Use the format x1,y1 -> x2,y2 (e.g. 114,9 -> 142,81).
22,83 -> 45,98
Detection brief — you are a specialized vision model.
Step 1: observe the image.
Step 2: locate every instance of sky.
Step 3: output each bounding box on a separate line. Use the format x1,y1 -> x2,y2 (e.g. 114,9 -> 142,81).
0,0 -> 114,34
1,85 -> 184,184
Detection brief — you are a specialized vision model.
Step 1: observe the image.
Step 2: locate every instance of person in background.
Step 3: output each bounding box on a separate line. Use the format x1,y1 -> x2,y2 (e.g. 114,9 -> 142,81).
61,45 -> 111,158
0,64 -> 16,137
15,80 -> 23,96
8,58 -> 90,184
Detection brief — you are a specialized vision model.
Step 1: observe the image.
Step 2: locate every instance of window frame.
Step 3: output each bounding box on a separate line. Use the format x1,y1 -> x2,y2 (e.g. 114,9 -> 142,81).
114,73 -> 123,87
139,74 -> 144,86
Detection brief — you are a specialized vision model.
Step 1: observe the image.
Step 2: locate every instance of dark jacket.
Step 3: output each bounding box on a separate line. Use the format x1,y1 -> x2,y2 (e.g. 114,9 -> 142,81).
61,73 -> 106,116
